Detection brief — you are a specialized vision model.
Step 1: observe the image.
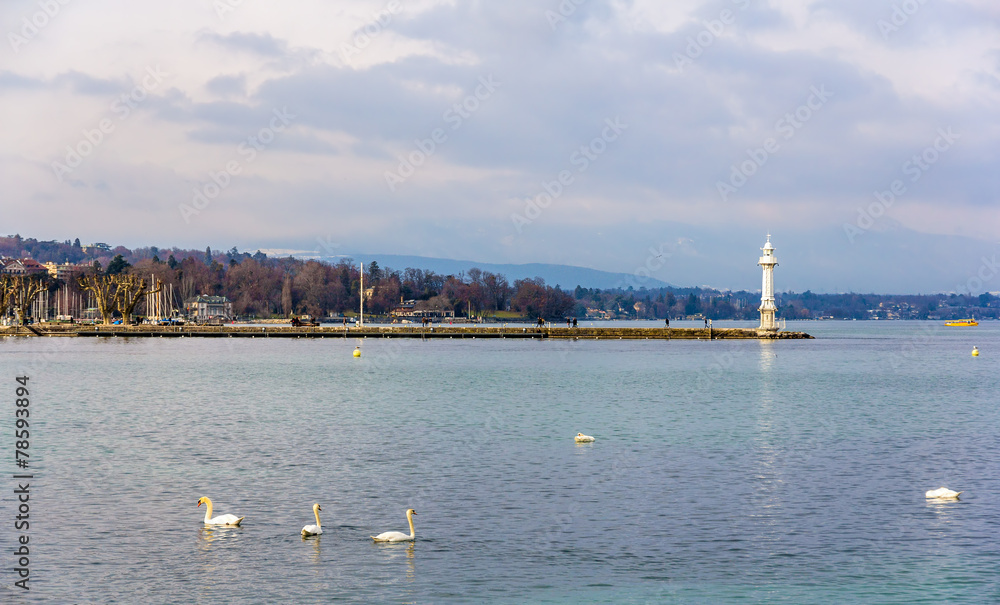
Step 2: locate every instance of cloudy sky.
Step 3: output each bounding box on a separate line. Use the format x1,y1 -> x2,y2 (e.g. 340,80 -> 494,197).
2,0 -> 998,292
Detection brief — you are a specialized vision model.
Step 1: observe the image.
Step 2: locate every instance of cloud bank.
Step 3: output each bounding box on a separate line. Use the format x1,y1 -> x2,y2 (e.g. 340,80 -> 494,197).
2,0 -> 998,292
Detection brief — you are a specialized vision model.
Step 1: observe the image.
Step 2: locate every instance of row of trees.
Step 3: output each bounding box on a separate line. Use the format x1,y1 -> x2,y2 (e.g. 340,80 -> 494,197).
11,253 -> 576,322
0,273 -> 157,326
139,255 -> 576,319
76,273 -> 159,324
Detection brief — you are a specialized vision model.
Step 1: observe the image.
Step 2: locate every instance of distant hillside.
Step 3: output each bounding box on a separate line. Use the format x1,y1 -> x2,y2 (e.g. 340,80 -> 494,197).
317,253 -> 673,291
0,235 -> 669,291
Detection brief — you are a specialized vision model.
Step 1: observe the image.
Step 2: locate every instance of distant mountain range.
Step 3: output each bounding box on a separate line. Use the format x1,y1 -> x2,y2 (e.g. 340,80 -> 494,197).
297,253 -> 673,291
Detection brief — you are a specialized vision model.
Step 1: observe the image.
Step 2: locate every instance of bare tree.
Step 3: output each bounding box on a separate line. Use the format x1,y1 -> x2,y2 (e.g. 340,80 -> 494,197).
113,274 -> 160,324
8,276 -> 47,326
78,273 -> 117,324
0,275 -> 12,319
281,274 -> 293,317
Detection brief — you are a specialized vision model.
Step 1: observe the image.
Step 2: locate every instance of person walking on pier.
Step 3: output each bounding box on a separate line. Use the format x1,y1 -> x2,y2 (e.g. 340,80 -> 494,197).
665,317 -> 669,327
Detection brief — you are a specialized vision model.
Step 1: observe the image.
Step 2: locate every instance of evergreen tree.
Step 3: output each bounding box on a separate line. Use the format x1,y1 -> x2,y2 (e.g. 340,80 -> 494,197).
684,293 -> 699,316
106,254 -> 130,275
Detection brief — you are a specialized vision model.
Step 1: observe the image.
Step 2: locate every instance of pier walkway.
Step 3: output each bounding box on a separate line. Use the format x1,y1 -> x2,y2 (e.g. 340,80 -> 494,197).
2,325 -> 813,340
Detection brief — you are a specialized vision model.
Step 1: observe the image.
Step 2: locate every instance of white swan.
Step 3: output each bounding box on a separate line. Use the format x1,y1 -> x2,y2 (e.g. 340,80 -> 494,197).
372,509 -> 417,542
575,432 -> 595,443
301,503 -> 323,536
926,487 -> 962,499
197,496 -> 244,526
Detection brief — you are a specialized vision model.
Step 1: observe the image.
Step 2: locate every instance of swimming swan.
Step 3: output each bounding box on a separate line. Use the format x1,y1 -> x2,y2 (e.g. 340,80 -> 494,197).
301,503 -> 323,536
197,496 -> 244,526
575,433 -> 595,443
925,487 -> 962,499
372,509 -> 417,542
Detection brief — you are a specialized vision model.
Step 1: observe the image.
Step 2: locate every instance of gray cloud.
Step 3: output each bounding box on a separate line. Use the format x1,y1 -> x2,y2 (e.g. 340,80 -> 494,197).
0,71 -> 44,90
205,73 -> 247,97
197,31 -> 291,57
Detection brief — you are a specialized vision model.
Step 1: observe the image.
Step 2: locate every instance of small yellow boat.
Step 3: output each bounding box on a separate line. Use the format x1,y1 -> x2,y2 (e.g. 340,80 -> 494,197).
945,318 -> 978,326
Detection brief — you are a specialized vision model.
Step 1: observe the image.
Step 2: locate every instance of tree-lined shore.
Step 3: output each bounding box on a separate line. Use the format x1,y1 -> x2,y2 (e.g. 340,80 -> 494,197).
1,235 -> 997,323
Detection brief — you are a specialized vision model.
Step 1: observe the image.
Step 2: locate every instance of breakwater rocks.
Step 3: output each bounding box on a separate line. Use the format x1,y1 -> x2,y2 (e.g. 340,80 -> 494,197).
2,324 -> 813,340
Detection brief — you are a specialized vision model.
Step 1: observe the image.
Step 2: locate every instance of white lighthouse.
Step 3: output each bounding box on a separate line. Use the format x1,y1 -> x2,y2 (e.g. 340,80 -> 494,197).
758,234 -> 778,331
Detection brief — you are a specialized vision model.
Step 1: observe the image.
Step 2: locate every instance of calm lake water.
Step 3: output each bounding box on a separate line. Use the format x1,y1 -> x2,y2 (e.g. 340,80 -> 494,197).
2,321 -> 998,603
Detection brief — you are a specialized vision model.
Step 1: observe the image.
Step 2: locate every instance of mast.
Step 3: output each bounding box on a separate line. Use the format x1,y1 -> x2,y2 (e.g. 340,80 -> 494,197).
359,262 -> 364,328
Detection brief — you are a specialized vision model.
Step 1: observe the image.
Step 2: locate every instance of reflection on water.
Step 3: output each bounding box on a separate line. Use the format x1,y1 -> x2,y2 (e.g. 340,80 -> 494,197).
198,525 -> 245,552
371,540 -> 418,603
301,533 -> 322,562
758,339 -> 776,373
752,338 -> 783,517
925,498 -> 964,519
196,525 -> 247,594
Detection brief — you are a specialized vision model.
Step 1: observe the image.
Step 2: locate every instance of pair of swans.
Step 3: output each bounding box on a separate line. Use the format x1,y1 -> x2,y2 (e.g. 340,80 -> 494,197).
302,505 -> 417,542
198,496 -> 318,534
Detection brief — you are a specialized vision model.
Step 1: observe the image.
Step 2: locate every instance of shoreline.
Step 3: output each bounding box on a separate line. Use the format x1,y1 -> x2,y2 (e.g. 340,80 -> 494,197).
0,324 -> 813,339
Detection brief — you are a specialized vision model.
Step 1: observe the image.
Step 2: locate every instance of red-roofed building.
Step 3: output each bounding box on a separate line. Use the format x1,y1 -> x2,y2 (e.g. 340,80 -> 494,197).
3,258 -> 49,276
19,259 -> 46,275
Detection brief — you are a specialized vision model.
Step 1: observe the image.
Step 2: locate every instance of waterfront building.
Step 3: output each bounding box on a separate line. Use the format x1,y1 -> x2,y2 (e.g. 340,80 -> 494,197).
391,298 -> 456,319
758,235 -> 778,331
391,299 -> 418,317
184,295 -> 233,322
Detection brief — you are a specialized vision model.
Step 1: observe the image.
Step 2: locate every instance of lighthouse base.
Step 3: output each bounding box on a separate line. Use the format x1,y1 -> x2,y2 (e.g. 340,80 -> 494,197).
758,308 -> 778,331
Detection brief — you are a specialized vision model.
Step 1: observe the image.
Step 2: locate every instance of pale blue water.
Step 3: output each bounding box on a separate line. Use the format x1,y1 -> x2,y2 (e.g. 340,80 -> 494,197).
2,321 -> 998,603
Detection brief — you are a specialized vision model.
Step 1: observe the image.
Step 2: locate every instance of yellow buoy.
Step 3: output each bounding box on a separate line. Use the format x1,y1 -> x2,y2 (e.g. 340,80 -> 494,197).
972,346 -> 979,357
353,347 -> 361,358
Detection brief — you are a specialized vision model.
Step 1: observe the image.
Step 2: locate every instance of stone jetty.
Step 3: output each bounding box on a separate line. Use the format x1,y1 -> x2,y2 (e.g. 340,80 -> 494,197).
2,324 -> 813,339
